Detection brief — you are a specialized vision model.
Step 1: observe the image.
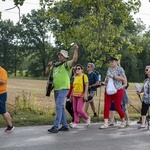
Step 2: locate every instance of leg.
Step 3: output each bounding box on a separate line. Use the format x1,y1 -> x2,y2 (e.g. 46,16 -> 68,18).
89,91 -> 97,116
100,90 -> 112,128
76,97 -> 89,120
65,101 -> 74,122
113,89 -> 126,128
138,101 -> 149,129
0,93 -> 14,132
84,102 -> 89,114
125,108 -> 130,125
90,101 -> 97,116
113,89 -> 124,119
2,112 -> 12,126
53,90 -> 69,130
109,102 -> 116,124
72,97 -> 79,124
109,111 -> 115,125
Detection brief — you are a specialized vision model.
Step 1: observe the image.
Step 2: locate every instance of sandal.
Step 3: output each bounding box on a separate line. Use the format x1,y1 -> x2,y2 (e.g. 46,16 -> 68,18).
99,124 -> 108,129
118,122 -> 126,128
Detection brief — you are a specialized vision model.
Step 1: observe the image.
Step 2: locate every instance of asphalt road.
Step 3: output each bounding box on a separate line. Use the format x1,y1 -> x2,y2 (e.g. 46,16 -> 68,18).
0,121 -> 150,150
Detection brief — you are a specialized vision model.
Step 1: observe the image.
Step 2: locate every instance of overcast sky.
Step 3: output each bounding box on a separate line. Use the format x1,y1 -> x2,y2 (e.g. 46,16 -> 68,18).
0,0 -> 150,29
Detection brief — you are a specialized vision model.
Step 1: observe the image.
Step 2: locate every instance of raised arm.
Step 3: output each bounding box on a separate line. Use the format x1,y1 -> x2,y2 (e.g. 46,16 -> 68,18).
70,44 -> 78,67
45,61 -> 54,76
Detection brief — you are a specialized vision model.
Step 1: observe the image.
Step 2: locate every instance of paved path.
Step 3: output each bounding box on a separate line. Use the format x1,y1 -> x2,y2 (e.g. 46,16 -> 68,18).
0,121 -> 150,150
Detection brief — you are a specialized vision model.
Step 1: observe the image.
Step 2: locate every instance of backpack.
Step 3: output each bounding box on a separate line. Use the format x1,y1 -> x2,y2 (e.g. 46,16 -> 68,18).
94,70 -> 101,82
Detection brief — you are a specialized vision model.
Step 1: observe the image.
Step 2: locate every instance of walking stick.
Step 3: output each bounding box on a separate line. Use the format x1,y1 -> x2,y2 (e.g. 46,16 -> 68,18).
129,103 -> 141,114
147,106 -> 150,130
97,85 -> 102,121
138,94 -> 142,103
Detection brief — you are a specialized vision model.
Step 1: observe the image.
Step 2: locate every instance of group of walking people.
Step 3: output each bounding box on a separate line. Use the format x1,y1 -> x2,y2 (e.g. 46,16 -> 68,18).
45,44 -> 150,133
0,44 -> 150,133
45,44 -> 100,133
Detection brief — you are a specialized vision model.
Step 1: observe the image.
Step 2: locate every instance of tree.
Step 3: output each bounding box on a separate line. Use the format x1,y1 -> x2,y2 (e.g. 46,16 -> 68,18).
0,20 -> 23,74
20,8 -> 54,76
1,0 -> 25,6
43,0 -> 141,68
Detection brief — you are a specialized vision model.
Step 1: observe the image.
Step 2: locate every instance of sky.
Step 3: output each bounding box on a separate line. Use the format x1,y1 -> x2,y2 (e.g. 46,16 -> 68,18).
0,0 -> 150,29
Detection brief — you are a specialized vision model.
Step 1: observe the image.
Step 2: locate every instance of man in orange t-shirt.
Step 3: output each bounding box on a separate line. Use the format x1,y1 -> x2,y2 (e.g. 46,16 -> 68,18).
0,66 -> 14,132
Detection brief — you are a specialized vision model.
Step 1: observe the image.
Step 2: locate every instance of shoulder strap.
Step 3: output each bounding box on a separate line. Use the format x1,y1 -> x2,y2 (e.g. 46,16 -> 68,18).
82,74 -> 85,92
64,61 -> 68,70
48,66 -> 54,81
54,61 -> 66,67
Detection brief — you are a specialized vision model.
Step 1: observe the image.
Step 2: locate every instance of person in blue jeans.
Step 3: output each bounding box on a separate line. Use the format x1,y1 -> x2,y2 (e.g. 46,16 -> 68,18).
45,44 -> 78,133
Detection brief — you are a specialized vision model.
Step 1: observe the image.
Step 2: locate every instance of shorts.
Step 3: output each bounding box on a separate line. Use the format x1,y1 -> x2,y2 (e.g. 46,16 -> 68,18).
87,91 -> 96,102
110,102 -> 115,111
110,101 -> 126,112
0,92 -> 7,114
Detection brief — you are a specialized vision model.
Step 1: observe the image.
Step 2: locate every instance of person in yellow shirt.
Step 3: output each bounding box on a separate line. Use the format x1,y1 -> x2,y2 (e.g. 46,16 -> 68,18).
0,66 -> 14,132
70,64 -> 91,128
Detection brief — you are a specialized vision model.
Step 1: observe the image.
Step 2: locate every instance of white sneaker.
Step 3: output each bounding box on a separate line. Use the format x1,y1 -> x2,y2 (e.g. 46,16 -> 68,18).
69,123 -> 77,128
69,122 -> 73,125
86,117 -> 91,126
126,121 -> 131,126
99,124 -> 108,129
108,122 -> 114,126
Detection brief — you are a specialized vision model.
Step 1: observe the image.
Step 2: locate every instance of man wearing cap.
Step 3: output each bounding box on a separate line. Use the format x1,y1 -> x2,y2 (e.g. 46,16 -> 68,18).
45,44 -> 78,133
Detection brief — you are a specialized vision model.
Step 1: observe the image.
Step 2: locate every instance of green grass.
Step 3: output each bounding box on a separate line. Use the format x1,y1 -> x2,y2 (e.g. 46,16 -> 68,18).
0,111 -> 141,128
0,78 -> 143,128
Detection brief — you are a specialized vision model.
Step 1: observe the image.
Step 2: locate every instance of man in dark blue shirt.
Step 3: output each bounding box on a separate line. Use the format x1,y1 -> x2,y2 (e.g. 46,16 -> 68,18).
84,63 -> 99,117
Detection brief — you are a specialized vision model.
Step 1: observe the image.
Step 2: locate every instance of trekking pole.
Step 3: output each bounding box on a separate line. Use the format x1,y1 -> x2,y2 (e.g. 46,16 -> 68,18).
147,106 -> 150,130
138,94 -> 142,103
130,103 -> 141,114
97,85 -> 102,121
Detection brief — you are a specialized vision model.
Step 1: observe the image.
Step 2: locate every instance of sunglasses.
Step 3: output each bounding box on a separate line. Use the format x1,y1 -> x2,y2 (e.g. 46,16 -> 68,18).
76,67 -> 81,70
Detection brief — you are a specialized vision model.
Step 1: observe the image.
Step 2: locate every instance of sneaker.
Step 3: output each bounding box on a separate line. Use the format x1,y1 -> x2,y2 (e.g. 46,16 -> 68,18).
126,121 -> 131,126
86,117 -> 91,126
69,122 -> 73,126
4,125 -> 15,133
118,122 -> 126,128
48,127 -> 59,133
99,124 -> 108,129
69,123 -> 77,128
58,126 -> 69,131
138,125 -> 146,129
109,122 -> 114,126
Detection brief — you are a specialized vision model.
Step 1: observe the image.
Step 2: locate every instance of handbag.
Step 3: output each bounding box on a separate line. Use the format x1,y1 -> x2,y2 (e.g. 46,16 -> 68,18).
106,78 -> 117,95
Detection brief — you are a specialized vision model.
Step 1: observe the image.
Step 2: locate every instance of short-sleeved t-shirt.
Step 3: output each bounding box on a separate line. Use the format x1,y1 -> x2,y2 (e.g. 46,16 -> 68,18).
0,67 -> 7,94
87,72 -> 98,91
106,66 -> 126,90
53,61 -> 71,90
143,78 -> 150,104
73,73 -> 88,93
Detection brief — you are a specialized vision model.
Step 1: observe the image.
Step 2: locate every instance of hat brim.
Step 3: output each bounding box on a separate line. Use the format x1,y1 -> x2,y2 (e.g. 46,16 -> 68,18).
109,57 -> 118,61
57,52 -> 69,58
